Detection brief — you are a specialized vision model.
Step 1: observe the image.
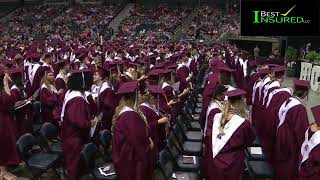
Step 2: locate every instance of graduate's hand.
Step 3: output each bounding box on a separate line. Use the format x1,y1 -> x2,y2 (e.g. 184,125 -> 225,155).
168,100 -> 175,106
158,116 -> 169,124
57,89 -> 64,95
149,138 -> 154,149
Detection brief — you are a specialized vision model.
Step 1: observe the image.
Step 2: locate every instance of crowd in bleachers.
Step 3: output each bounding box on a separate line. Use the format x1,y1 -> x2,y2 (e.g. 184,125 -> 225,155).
118,5 -> 191,41
0,4 -> 67,41
182,6 -> 240,42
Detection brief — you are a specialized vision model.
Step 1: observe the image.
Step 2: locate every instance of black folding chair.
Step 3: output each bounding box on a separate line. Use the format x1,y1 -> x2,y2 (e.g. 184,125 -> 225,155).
173,125 -> 202,156
245,159 -> 274,179
39,122 -> 62,155
81,143 -> 116,180
167,136 -> 200,172
99,129 -> 113,162
157,149 -> 201,180
16,133 -> 62,180
176,118 -> 202,142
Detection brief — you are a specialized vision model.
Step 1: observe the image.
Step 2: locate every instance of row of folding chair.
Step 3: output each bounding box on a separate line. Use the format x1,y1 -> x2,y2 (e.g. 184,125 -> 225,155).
154,63 -> 207,180
16,122 -> 115,180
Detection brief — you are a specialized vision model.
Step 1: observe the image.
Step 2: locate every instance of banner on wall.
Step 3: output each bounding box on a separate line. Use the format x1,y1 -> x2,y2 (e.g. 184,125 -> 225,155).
300,61 -> 320,92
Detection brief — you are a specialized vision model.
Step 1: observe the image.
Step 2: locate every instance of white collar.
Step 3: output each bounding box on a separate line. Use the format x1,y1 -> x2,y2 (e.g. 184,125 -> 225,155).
119,106 -> 135,116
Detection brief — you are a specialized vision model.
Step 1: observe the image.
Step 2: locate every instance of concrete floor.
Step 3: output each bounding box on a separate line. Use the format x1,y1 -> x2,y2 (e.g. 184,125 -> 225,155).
282,77 -> 320,123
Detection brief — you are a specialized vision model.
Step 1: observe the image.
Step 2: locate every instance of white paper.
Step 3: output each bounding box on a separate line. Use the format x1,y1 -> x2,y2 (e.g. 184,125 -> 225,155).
172,173 -> 177,179
250,147 -> 263,155
182,155 -> 196,164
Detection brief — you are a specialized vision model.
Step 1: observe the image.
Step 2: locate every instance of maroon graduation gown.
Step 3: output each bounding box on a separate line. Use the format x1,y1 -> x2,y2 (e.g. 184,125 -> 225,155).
199,79 -> 219,129
206,119 -> 255,180
26,66 -> 45,98
0,92 -> 20,166
61,97 -> 91,180
273,103 -> 309,180
11,86 -> 33,136
202,104 -> 221,179
112,108 -> 154,180
299,129 -> 320,180
40,85 -> 58,123
245,72 -> 259,106
98,87 -> 116,130
176,64 -> 190,91
257,81 -> 280,160
139,103 -> 161,166
55,77 -> 66,91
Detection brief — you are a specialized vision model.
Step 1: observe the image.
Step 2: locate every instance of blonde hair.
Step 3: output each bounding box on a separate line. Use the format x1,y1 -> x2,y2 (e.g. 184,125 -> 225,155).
112,94 -> 149,134
40,73 -> 53,93
220,97 -> 248,130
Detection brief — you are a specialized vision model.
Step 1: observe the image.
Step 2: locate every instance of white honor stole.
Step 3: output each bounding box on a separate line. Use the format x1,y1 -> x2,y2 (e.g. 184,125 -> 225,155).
204,101 -> 222,137
262,81 -> 280,106
259,77 -> 271,103
266,88 -> 292,108
252,80 -> 262,104
60,90 -> 86,122
211,113 -> 245,158
300,127 -> 320,168
277,97 -> 301,131
29,64 -> 41,85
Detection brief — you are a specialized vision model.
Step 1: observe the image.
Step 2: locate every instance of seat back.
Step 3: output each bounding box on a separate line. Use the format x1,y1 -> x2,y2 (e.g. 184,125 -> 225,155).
173,124 -> 185,148
81,143 -> 98,171
16,133 -> 37,161
167,136 -> 180,159
158,149 -> 174,179
40,122 -> 60,141
99,129 -> 112,150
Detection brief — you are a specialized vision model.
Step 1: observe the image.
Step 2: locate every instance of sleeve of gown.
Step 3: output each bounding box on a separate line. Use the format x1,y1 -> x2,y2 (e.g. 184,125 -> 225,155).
66,98 -> 91,129
243,120 -> 256,147
123,112 -> 149,161
292,106 -> 309,147
10,89 -> 21,101
163,87 -> 174,102
55,78 -> 65,91
40,88 -> 57,106
140,106 -> 159,131
0,93 -> 15,111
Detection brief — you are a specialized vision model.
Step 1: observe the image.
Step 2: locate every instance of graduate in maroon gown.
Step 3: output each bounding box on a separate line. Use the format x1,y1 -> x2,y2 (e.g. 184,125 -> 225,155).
257,66 -> 286,161
8,67 -> 33,136
245,60 -> 259,106
0,71 -> 20,179
299,105 -> 320,180
273,79 -> 310,180
200,66 -> 235,129
40,69 -> 63,123
61,69 -> 96,180
112,80 -> 155,180
139,85 -> 169,168
202,85 -> 227,179
207,89 -> 255,180
54,60 -> 69,91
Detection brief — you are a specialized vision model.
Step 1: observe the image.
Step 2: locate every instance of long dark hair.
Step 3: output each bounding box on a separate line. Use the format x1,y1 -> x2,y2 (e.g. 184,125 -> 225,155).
67,72 -> 93,92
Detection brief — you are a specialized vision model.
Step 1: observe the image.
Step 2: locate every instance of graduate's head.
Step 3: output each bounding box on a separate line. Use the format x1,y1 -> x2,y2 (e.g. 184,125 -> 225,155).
7,67 -> 24,88
311,105 -> 320,128
112,81 -> 139,130
258,68 -> 270,79
293,79 -> 310,99
220,89 -> 248,130
93,67 -> 106,84
218,66 -> 234,85
68,69 -> 93,92
213,84 -> 227,102
272,66 -> 286,84
43,52 -> 54,64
